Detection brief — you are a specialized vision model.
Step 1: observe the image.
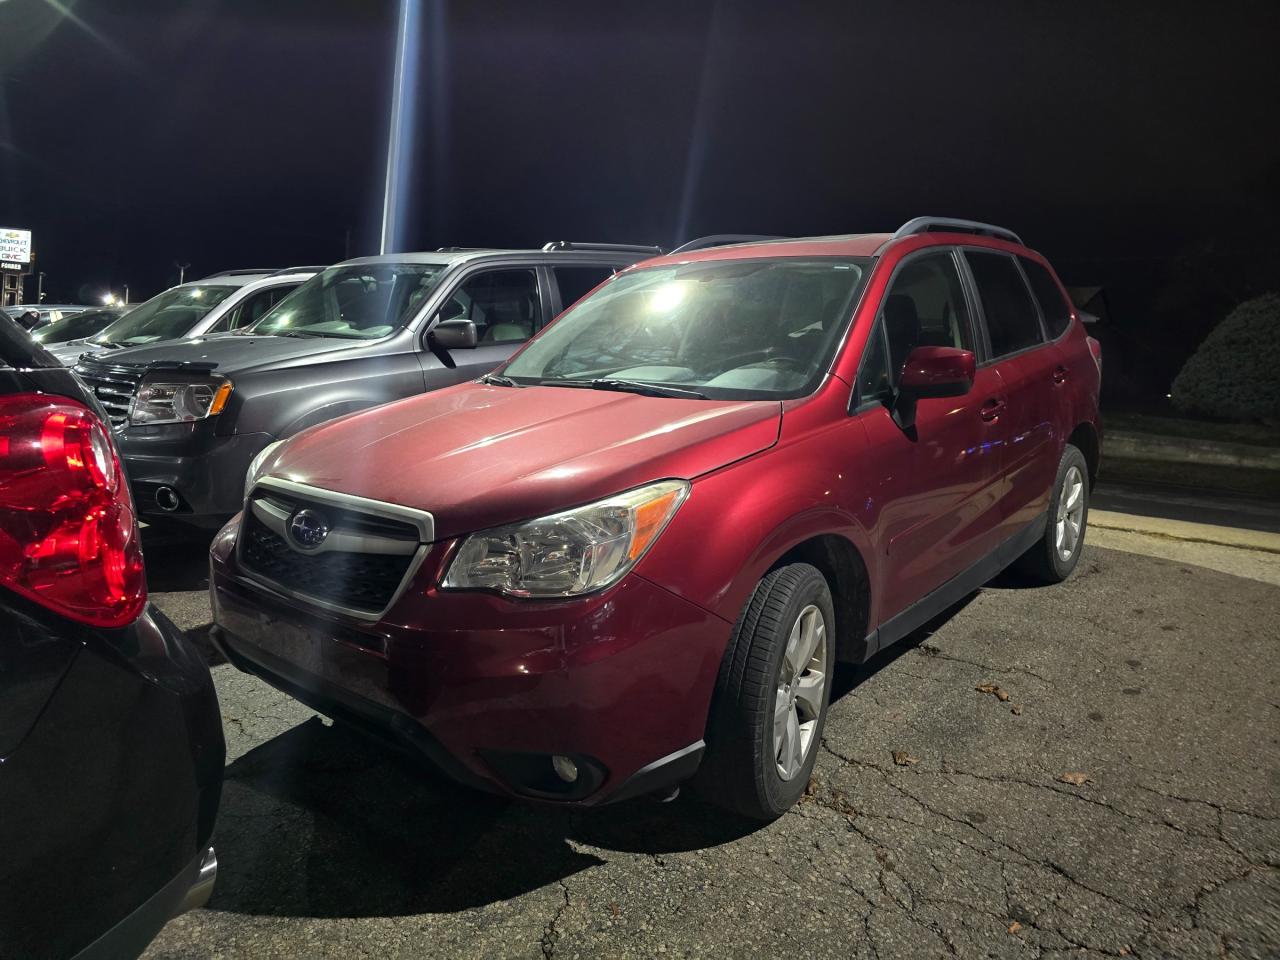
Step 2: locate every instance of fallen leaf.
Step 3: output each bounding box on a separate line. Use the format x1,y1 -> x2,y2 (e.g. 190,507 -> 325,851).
975,681 -> 1012,702
1011,704 -> 1024,716
891,750 -> 920,767
805,777 -> 818,797
608,902 -> 620,919
1057,771 -> 1093,786
1007,921 -> 1022,935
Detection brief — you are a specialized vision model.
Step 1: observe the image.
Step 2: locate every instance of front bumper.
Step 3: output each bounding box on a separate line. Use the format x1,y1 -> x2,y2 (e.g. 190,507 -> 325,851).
116,422 -> 272,525
209,517 -> 729,804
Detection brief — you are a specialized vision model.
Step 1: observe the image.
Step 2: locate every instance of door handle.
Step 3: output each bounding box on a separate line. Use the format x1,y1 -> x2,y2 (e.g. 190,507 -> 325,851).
980,398 -> 1006,422
1052,365 -> 1069,384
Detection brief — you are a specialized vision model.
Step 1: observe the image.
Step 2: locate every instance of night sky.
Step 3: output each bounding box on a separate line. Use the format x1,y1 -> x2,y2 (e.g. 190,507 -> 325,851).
3,0 -> 1279,348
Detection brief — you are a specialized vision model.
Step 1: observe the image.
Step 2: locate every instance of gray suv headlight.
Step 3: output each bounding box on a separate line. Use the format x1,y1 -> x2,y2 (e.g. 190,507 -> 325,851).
442,480 -> 689,598
131,377 -> 233,426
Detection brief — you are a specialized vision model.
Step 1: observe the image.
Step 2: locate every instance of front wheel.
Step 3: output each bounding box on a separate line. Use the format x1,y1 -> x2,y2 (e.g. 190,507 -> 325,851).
1014,443 -> 1090,583
694,563 -> 836,820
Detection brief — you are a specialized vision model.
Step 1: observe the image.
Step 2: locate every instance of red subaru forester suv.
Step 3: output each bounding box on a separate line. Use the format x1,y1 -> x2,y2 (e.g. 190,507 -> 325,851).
210,218 -> 1101,820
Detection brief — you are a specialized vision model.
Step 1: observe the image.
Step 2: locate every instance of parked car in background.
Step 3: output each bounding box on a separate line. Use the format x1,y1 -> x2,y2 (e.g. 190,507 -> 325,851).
73,242 -> 657,532
2,303 -> 93,332
211,220 -> 1102,820
31,304 -> 130,345
0,315 -> 224,958
46,267 -> 320,365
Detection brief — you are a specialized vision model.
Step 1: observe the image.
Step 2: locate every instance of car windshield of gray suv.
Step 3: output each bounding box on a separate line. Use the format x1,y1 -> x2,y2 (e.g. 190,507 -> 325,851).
245,262 -> 447,340
91,285 -> 237,347
502,258 -> 869,399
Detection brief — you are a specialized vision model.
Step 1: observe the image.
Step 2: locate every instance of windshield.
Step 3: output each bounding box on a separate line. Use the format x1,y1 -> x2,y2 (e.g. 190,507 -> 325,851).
94,285 -> 236,346
33,309 -> 121,344
246,262 -> 447,340
503,258 -> 870,399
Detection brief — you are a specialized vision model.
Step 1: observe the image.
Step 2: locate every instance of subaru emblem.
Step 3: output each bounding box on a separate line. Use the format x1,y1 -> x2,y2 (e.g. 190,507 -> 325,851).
288,508 -> 330,549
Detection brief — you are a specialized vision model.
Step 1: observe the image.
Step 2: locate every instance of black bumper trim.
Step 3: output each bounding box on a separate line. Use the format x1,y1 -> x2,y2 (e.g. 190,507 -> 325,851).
600,739 -> 705,804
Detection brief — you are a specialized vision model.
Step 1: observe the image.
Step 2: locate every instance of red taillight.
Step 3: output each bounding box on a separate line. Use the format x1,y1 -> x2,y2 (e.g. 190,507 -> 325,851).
1087,336 -> 1103,376
0,393 -> 145,628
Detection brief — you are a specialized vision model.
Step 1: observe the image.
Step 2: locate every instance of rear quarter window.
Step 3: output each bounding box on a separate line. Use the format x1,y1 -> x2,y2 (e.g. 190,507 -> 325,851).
1018,257 -> 1073,339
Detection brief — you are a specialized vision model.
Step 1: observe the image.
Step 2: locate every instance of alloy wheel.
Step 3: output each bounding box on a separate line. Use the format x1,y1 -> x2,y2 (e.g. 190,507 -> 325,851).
773,603 -> 828,781
1055,464 -> 1085,561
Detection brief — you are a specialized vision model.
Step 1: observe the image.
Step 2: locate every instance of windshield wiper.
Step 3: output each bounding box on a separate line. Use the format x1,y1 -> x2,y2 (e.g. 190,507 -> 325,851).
268,330 -> 325,339
90,340 -> 124,350
480,373 -> 519,387
552,378 -> 708,400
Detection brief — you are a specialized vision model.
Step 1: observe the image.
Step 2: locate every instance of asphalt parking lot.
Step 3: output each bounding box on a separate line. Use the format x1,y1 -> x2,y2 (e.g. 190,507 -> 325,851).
142,527 -> 1280,959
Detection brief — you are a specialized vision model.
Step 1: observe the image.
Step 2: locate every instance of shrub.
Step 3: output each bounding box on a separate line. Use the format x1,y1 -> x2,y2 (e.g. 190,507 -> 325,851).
1171,293 -> 1280,423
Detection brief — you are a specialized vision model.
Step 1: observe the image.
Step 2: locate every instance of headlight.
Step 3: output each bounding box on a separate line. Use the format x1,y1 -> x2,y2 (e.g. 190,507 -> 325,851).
244,439 -> 284,500
442,479 -> 689,598
130,377 -> 233,426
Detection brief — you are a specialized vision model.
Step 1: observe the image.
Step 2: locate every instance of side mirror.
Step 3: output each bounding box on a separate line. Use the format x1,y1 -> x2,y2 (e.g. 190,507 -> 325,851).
892,346 -> 975,432
899,346 -> 975,399
430,318 -> 478,350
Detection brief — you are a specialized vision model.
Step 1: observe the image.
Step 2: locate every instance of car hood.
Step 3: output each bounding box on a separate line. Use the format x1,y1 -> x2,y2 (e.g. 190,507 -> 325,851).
67,334 -> 360,374
45,338 -> 94,366
268,382 -> 782,541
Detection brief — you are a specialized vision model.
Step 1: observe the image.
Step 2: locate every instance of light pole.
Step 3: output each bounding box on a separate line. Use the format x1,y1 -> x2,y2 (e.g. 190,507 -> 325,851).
36,271 -> 45,303
379,0 -> 421,255
176,262 -> 190,285
123,284 -> 129,304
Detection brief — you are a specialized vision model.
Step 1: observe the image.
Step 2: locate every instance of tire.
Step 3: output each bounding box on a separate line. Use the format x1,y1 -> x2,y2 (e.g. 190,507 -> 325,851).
694,563 -> 837,820
1013,443 -> 1090,584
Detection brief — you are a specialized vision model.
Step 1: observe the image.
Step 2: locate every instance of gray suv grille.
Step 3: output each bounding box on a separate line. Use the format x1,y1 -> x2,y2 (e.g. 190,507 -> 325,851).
74,361 -> 143,428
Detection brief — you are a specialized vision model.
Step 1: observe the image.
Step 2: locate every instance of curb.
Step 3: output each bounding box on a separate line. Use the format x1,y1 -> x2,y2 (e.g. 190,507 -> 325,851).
1089,510 -> 1280,555
1105,431 -> 1280,471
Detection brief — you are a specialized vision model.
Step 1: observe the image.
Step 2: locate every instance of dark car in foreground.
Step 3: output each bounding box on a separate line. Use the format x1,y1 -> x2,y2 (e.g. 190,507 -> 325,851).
72,242 -> 658,531
0,319 -> 224,957
209,218 -> 1101,820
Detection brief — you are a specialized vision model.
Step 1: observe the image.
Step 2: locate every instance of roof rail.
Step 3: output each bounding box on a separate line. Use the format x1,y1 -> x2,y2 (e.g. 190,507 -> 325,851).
199,268 -> 280,280
268,265 -> 327,276
670,234 -> 788,255
541,241 -> 664,256
892,217 -> 1022,245
435,246 -> 491,252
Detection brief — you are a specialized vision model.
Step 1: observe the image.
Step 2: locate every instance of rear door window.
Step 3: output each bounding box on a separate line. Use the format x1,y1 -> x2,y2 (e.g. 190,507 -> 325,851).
1018,257 -> 1072,339
964,251 -> 1044,358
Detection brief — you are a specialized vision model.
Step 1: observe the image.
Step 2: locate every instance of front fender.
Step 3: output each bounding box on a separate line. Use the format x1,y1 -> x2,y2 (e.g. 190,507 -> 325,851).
635,421 -> 878,634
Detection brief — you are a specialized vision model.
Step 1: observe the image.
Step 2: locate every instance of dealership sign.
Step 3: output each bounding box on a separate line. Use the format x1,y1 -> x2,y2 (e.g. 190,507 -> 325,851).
1,228 -> 32,274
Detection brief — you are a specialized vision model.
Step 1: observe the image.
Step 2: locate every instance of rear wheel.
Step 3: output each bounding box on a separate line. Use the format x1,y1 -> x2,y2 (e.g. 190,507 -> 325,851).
695,563 -> 836,820
1014,443 -> 1089,583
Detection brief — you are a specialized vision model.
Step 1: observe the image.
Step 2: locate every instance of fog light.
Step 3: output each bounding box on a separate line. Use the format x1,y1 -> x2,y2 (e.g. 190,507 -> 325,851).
552,755 -> 579,783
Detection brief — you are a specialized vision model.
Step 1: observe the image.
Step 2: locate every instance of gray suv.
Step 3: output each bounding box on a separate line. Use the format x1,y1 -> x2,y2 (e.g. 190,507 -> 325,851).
73,243 -> 658,531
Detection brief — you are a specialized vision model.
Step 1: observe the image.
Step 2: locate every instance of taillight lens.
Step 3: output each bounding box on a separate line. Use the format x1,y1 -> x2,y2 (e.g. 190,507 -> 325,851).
0,393 -> 146,627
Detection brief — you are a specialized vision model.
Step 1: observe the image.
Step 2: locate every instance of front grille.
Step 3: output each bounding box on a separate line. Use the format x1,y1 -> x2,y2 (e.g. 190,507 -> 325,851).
254,490 -> 419,543
74,361 -> 143,428
240,503 -> 418,615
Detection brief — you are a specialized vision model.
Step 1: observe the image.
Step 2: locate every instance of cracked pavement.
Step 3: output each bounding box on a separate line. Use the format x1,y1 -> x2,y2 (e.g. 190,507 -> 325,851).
141,539 -> 1280,959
